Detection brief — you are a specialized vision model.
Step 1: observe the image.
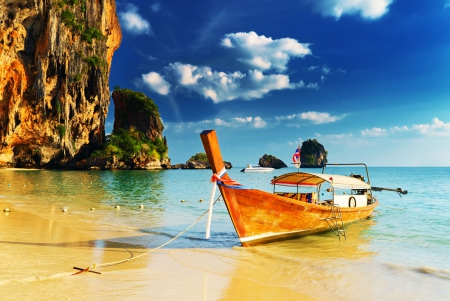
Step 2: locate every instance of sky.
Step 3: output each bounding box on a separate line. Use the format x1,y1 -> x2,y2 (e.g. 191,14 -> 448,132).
107,0 -> 450,167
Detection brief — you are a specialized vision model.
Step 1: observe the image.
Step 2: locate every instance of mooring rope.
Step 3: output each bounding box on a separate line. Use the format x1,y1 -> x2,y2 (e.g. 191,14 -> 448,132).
73,196 -> 221,275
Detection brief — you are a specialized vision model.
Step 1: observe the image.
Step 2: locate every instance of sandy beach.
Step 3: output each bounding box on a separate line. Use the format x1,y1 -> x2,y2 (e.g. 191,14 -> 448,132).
0,198 -> 315,301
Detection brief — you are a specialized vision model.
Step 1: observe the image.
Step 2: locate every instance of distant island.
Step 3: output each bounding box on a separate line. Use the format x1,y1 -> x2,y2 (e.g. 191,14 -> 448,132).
299,139 -> 328,168
170,153 -> 232,170
258,154 -> 287,169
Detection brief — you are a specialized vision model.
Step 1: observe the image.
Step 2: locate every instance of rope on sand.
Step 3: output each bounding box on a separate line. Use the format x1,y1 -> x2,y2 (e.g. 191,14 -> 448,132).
72,196 -> 221,275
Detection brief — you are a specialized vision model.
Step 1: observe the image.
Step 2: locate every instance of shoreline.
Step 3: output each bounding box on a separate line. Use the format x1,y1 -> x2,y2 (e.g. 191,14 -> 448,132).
0,197 -> 316,300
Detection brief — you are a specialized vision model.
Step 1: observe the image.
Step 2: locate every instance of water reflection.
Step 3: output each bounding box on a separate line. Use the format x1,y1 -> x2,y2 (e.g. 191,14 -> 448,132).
167,219 -> 379,300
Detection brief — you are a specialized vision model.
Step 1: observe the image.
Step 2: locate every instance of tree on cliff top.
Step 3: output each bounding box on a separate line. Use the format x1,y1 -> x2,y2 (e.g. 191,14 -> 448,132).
188,153 -> 209,164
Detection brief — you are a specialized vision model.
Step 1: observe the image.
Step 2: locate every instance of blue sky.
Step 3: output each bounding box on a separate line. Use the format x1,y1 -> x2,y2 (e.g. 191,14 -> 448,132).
108,0 -> 450,167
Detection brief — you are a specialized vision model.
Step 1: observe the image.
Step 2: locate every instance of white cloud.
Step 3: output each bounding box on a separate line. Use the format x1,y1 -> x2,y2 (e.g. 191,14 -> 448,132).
308,65 -> 331,74
287,139 -> 304,146
345,118 -> 450,139
221,31 -> 311,72
142,72 -> 170,95
164,116 -> 268,132
318,133 -> 353,139
142,32 -> 316,103
166,62 -> 307,103
307,0 -> 393,19
275,111 -> 345,127
390,125 -> 409,132
214,116 -> 267,128
119,4 -> 152,35
361,127 -> 388,137
300,111 -> 345,124
412,118 -> 450,136
151,2 -> 161,13
275,111 -> 345,124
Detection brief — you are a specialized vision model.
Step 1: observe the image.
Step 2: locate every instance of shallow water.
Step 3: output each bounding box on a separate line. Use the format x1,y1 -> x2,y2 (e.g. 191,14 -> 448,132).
1,167 -> 449,300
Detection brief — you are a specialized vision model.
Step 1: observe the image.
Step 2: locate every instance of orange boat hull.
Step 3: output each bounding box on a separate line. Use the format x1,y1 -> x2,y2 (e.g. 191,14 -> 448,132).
219,184 -> 378,246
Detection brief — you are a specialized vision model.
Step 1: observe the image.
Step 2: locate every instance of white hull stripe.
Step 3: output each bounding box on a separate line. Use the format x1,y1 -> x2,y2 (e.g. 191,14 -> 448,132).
239,229 -> 310,243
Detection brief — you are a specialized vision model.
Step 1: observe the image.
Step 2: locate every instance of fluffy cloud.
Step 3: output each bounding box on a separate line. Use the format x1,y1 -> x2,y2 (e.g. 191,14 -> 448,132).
307,65 -> 331,74
221,31 -> 311,72
316,133 -> 353,139
358,118 -> 450,138
214,116 -> 267,128
143,32 -> 316,103
164,116 -> 268,132
119,4 -> 152,35
361,127 -> 388,137
142,72 -> 170,95
300,111 -> 345,124
412,118 -> 450,136
274,111 -> 345,127
306,0 -> 393,19
390,126 -> 409,132
167,62 -> 305,103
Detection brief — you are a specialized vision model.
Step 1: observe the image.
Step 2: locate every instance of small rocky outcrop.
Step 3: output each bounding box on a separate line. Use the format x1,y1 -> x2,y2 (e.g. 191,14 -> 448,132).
176,160 -> 232,170
259,154 -> 287,169
300,139 -> 328,167
171,152 -> 232,169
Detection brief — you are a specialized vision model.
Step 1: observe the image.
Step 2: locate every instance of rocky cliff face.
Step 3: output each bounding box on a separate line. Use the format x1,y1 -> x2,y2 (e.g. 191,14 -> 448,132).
0,0 -> 121,168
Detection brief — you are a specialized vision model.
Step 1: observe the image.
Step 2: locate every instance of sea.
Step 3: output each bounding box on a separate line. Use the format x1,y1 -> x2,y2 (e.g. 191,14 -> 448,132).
1,166 -> 449,300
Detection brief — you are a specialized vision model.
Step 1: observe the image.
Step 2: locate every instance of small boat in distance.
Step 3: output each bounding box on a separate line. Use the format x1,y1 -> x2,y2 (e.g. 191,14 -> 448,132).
240,164 -> 274,173
200,130 -> 407,247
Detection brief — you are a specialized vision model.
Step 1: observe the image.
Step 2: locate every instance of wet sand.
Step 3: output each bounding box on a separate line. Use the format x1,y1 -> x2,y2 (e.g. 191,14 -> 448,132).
0,199 -> 315,301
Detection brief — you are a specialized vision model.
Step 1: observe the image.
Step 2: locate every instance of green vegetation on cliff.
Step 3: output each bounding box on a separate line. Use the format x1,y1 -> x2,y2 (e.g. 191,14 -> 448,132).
91,127 -> 167,161
188,153 -> 209,164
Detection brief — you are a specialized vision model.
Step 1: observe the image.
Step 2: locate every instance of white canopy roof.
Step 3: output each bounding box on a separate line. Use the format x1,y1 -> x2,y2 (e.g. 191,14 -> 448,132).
271,172 -> 371,190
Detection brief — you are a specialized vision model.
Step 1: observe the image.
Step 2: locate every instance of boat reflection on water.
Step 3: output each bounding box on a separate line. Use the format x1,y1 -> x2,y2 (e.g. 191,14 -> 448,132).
170,218 -> 379,301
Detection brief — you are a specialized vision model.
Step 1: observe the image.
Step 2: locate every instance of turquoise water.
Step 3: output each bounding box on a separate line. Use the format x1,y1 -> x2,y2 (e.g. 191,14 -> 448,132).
1,167 -> 449,300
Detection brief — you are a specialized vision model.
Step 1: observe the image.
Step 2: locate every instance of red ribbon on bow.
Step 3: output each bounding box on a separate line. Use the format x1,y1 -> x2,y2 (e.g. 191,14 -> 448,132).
211,173 -> 242,186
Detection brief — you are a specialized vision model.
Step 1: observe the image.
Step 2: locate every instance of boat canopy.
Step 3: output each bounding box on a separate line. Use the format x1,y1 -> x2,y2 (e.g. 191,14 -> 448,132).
271,172 -> 371,190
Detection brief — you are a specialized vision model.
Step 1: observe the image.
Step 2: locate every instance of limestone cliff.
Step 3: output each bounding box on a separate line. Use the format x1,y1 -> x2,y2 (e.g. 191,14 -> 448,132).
0,0 -> 121,168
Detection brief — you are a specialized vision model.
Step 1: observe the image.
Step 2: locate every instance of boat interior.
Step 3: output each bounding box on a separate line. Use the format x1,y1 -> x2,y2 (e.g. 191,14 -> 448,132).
274,188 -> 374,207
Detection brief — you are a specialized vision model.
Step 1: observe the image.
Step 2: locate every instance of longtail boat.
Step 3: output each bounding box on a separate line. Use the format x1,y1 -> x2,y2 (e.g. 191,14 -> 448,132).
200,129 -> 407,247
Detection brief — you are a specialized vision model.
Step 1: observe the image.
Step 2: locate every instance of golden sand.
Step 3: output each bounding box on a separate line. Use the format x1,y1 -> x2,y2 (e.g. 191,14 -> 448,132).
0,199 -> 316,300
